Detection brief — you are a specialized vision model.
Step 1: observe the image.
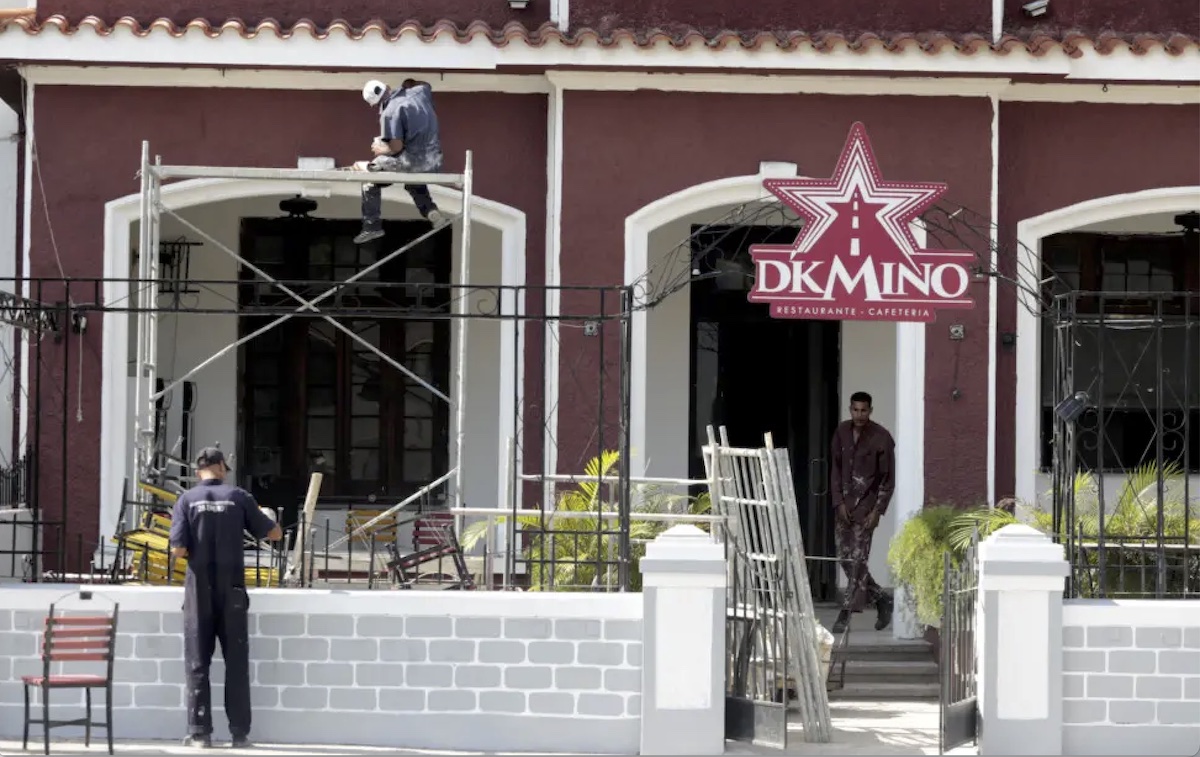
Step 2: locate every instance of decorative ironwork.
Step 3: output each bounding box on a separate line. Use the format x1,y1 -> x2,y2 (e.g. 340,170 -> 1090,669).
1050,291 -> 1198,599
940,531 -> 979,754
0,290 -> 59,332
0,274 -> 638,590
156,237 -> 203,297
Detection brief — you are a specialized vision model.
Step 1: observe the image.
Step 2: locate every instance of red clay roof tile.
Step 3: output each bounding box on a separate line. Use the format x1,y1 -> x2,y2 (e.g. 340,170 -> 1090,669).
0,14 -> 1195,58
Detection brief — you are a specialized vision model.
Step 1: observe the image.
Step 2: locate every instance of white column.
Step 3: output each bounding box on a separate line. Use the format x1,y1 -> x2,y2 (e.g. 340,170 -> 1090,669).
639,524 -> 726,755
977,524 -> 1069,755
0,101 -> 18,468
892,320 -> 926,639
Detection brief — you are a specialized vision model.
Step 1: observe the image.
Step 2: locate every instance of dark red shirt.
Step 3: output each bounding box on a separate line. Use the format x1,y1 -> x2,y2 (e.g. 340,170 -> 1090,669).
830,420 -> 896,520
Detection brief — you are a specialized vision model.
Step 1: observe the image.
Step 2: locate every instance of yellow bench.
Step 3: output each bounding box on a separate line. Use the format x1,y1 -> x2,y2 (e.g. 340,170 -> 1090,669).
346,509 -> 399,545
113,513 -> 280,587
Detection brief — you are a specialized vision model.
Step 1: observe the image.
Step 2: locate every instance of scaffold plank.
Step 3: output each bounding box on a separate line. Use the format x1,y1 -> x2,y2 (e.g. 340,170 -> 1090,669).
150,165 -> 464,186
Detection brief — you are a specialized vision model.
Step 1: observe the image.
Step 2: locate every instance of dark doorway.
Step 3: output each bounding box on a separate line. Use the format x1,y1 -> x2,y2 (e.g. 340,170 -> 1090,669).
236,211 -> 452,529
687,225 -> 842,601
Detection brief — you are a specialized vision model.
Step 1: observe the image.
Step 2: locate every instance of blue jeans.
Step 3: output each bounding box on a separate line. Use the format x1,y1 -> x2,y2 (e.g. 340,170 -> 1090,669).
361,150 -> 443,225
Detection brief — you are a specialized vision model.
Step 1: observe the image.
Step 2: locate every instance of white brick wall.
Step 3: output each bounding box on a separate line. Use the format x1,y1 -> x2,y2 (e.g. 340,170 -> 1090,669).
1061,599 -> 1200,756
0,584 -> 643,752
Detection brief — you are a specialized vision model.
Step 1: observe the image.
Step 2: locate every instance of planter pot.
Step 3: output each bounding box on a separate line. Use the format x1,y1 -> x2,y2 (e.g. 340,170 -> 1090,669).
924,625 -> 941,667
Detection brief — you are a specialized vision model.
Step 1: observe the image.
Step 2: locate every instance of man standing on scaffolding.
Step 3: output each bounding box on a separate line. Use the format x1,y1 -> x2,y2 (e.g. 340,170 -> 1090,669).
829,391 -> 895,635
353,78 -> 448,245
169,447 -> 283,749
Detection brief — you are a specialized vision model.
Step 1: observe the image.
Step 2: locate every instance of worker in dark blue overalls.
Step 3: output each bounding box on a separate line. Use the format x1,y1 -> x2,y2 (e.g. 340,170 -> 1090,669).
169,447 -> 282,749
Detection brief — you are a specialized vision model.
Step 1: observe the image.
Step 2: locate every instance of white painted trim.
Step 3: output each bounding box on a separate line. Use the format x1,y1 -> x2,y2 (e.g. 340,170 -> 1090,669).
1003,82 -> 1200,104
991,0 -> 1003,44
0,102 -> 18,467
892,324 -> 926,639
1064,598 -> 1200,626
986,93 -> 999,506
0,582 -> 644,618
98,179 -> 527,545
547,71 -> 1010,96
1012,186 -> 1200,506
892,221 -> 928,641
5,30 -> 1198,80
624,172 -> 782,479
543,76 -> 563,496
18,67 -> 550,92
18,66 -> 1200,101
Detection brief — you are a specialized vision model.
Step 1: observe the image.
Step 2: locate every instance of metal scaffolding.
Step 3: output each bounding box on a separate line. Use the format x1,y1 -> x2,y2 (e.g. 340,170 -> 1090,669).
131,141 -> 475,514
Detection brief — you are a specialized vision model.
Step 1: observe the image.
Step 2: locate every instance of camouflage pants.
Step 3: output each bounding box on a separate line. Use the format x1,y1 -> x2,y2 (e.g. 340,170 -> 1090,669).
362,150 -> 444,222
835,520 -> 885,612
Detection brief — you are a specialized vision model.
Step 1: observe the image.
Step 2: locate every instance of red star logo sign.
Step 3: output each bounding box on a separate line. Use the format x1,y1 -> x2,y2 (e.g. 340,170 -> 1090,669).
747,122 -> 976,323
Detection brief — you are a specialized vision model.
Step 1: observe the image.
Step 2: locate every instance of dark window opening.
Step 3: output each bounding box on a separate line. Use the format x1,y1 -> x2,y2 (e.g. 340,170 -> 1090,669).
1039,229 -> 1200,473
237,218 -> 452,518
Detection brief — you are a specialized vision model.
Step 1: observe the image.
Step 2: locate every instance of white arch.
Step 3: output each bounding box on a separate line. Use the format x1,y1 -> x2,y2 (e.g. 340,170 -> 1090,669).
1013,185 -> 1200,505
98,178 -> 526,544
624,164 -> 799,479
623,167 -> 930,635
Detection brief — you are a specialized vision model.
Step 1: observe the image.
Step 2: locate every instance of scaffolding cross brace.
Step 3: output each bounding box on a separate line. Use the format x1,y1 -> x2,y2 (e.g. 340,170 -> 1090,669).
131,141 -> 476,522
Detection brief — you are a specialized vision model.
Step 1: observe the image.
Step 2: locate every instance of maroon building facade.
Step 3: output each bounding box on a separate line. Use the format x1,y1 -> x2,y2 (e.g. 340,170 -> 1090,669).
0,0 -> 1196,571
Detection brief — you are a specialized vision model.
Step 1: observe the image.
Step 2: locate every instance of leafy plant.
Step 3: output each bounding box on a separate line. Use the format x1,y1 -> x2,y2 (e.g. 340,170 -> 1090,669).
887,505 -> 962,628
890,462 -> 1200,626
459,450 -> 711,591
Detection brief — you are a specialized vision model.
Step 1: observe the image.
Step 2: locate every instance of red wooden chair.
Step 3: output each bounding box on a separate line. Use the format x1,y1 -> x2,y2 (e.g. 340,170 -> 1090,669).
387,511 -> 475,590
22,590 -> 119,755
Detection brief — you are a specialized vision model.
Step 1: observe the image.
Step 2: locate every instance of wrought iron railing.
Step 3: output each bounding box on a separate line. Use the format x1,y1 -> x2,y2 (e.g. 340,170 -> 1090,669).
1049,291 -> 1198,599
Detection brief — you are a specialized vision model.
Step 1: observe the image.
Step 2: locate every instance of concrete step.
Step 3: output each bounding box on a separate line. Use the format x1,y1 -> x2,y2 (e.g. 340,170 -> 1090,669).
840,659 -> 939,684
828,681 -> 940,700
836,644 -> 935,663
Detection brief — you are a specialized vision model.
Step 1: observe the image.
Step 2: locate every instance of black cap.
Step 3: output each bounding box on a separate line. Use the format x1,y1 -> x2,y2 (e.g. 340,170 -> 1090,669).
195,447 -> 228,469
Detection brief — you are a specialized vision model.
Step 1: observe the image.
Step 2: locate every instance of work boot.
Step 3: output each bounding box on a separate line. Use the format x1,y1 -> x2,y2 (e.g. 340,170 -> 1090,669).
182,734 -> 212,748
831,609 -> 851,635
875,593 -> 894,631
231,735 -> 253,748
354,224 -> 385,245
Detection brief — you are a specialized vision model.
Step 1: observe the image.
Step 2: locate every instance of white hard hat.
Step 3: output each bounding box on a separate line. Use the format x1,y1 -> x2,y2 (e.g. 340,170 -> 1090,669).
362,80 -> 387,107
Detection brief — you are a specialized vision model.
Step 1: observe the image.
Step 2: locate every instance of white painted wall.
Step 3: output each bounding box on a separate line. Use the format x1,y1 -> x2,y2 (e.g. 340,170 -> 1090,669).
0,101 -> 17,468
839,321 -> 898,587
124,193 -> 505,521
641,208 -> 900,588
641,216 -> 696,481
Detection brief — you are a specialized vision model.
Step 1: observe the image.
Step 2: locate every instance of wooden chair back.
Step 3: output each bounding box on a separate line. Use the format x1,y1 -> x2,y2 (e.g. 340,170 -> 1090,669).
413,512 -> 455,548
41,596 -> 120,684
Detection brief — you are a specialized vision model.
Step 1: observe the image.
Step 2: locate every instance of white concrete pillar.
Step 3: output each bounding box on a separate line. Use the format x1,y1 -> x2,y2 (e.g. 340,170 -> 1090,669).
977,524 -> 1070,755
639,524 -> 726,755
0,100 -> 19,469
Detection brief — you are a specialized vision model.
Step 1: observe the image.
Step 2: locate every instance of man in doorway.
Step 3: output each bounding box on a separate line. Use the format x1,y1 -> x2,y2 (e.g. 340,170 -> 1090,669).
829,391 -> 895,634
169,447 -> 283,749
353,78 -> 448,245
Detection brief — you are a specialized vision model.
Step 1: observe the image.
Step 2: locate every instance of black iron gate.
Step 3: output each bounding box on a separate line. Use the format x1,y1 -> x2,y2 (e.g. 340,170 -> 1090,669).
725,545 -> 789,749
939,535 -> 979,753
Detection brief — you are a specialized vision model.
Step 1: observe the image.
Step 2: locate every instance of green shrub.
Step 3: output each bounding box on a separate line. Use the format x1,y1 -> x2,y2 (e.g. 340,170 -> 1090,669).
888,462 -> 1200,626
459,450 -> 711,591
886,505 -> 962,628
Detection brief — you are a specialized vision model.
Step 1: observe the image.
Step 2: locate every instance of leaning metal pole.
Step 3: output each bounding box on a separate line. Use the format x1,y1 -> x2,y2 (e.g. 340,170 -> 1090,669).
130,142 -> 148,504
131,140 -> 159,509
454,151 -> 474,514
